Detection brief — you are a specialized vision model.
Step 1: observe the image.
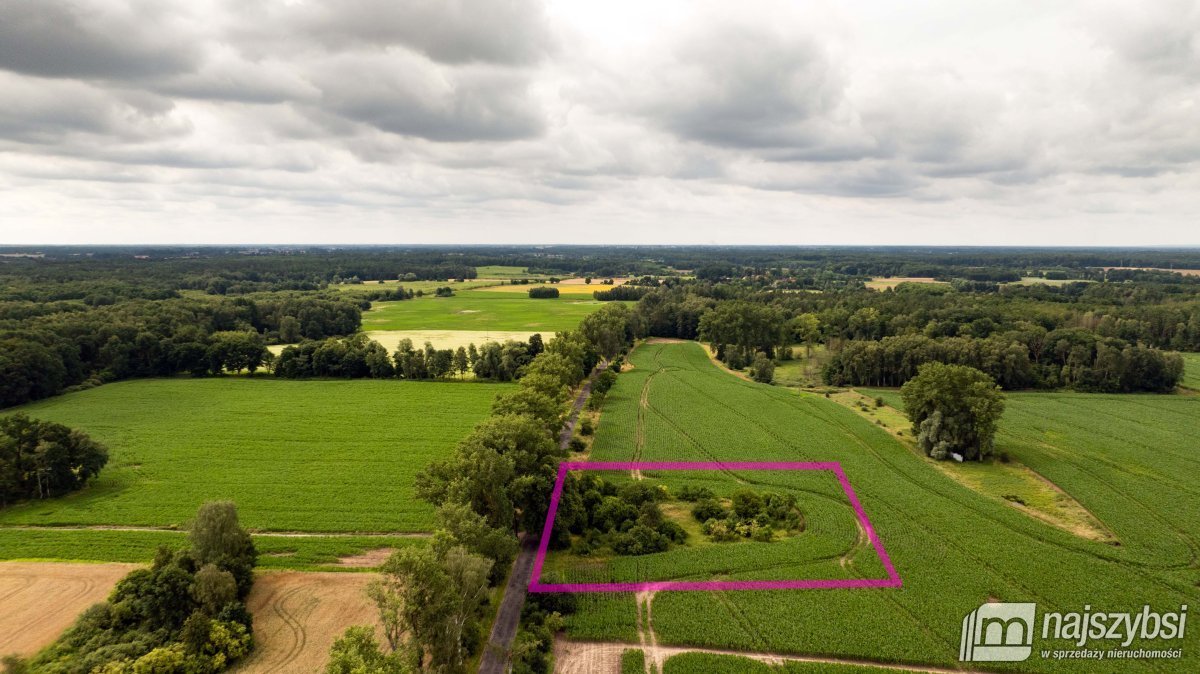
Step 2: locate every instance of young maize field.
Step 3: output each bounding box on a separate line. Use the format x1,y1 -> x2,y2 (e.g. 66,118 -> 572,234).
564,341 -> 1200,671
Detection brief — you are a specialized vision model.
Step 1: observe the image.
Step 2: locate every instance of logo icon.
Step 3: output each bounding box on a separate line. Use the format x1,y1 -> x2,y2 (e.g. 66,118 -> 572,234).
960,602 -> 1037,662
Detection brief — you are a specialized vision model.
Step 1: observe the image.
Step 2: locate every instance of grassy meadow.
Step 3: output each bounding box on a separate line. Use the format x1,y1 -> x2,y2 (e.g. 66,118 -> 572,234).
0,378 -> 511,533
567,341 -> 1200,670
362,289 -> 613,332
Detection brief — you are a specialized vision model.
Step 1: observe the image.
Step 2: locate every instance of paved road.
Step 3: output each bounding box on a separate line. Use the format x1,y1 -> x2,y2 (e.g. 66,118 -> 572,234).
478,363 -> 606,674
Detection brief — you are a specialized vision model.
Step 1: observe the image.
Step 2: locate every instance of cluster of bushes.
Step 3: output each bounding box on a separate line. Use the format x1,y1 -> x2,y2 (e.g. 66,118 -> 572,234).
680,486 -> 804,544
551,476 -> 686,557
528,286 -> 559,298
0,415 -> 107,508
10,502 -> 257,674
274,334 -> 548,382
325,304 -> 634,673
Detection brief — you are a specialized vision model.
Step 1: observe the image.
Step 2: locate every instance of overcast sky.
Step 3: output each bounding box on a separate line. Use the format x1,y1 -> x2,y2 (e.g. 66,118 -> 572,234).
1,0 -> 1197,246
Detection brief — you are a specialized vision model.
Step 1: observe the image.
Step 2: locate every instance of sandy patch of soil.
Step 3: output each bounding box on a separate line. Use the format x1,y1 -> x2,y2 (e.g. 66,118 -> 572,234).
334,548 -> 395,569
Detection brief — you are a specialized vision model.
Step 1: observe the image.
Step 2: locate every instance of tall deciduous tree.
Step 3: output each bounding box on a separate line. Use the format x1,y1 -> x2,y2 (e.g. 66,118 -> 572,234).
900,362 -> 1006,461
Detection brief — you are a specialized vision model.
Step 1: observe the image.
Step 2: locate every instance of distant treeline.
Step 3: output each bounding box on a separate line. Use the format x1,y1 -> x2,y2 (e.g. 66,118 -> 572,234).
627,282 -> 1194,392
823,332 -> 1183,392
0,295 -> 362,408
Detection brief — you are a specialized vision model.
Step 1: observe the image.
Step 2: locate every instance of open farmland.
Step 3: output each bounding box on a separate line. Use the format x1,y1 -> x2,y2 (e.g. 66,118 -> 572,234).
362,290 -> 611,332
363,329 -> 539,354
0,378 -> 511,533
0,562 -> 139,658
333,278 -> 501,296
864,277 -> 947,290
476,277 -> 629,296
569,341 -> 1200,670
0,563 -> 385,673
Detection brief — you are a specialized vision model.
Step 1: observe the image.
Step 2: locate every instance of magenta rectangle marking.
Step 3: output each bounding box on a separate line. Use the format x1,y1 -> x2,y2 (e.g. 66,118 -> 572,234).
528,461 -> 902,593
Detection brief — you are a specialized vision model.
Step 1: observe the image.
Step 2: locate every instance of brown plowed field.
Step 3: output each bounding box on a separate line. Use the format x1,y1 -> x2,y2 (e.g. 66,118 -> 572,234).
234,571 -> 383,674
0,561 -> 139,658
0,563 -> 383,674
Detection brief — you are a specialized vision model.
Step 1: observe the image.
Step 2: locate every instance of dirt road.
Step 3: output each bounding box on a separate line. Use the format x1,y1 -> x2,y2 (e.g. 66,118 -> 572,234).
479,362 -> 607,673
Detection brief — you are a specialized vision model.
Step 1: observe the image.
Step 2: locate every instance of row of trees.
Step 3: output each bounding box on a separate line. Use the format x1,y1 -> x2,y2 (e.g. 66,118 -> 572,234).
10,502 -> 258,673
274,334 -> 548,382
0,295 -> 361,409
325,304 -> 634,673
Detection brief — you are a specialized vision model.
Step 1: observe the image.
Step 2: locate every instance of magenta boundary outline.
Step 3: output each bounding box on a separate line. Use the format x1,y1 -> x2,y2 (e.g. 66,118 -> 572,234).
528,461 -> 902,593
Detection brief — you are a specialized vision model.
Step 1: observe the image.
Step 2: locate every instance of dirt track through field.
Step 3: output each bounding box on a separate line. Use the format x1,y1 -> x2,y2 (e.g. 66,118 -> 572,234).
552,639 -> 989,673
0,562 -> 139,658
234,571 -> 382,674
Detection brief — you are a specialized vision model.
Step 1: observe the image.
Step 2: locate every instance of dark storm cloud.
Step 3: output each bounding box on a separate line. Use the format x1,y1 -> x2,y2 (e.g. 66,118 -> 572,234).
0,0 -> 199,79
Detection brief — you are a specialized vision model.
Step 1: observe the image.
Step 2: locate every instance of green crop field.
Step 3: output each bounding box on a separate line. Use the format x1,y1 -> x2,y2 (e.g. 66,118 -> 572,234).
362,290 -> 613,332
661,652 -> 911,673
0,527 -> 424,571
0,378 -> 511,534
1181,352 -> 1200,389
567,341 -> 1200,671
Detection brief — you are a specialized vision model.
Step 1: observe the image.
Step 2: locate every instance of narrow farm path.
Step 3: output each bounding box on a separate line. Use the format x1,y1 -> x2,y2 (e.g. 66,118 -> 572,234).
479,362 -> 608,674
553,639 -> 989,674
635,590 -> 660,672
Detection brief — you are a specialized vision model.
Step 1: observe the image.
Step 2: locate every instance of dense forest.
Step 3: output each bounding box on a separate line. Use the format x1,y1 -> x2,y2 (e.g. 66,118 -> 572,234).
2,246 -> 1198,410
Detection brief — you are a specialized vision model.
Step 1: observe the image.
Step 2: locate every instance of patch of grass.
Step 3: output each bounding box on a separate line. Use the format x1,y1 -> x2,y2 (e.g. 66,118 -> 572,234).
772,344 -> 831,387
362,290 -> 617,332
0,378 -> 511,532
1180,352 -> 1200,390
474,265 -> 552,279
864,277 -> 947,290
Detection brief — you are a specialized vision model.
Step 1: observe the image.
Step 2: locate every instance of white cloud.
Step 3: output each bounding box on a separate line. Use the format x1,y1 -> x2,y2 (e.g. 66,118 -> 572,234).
0,0 -> 1197,244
